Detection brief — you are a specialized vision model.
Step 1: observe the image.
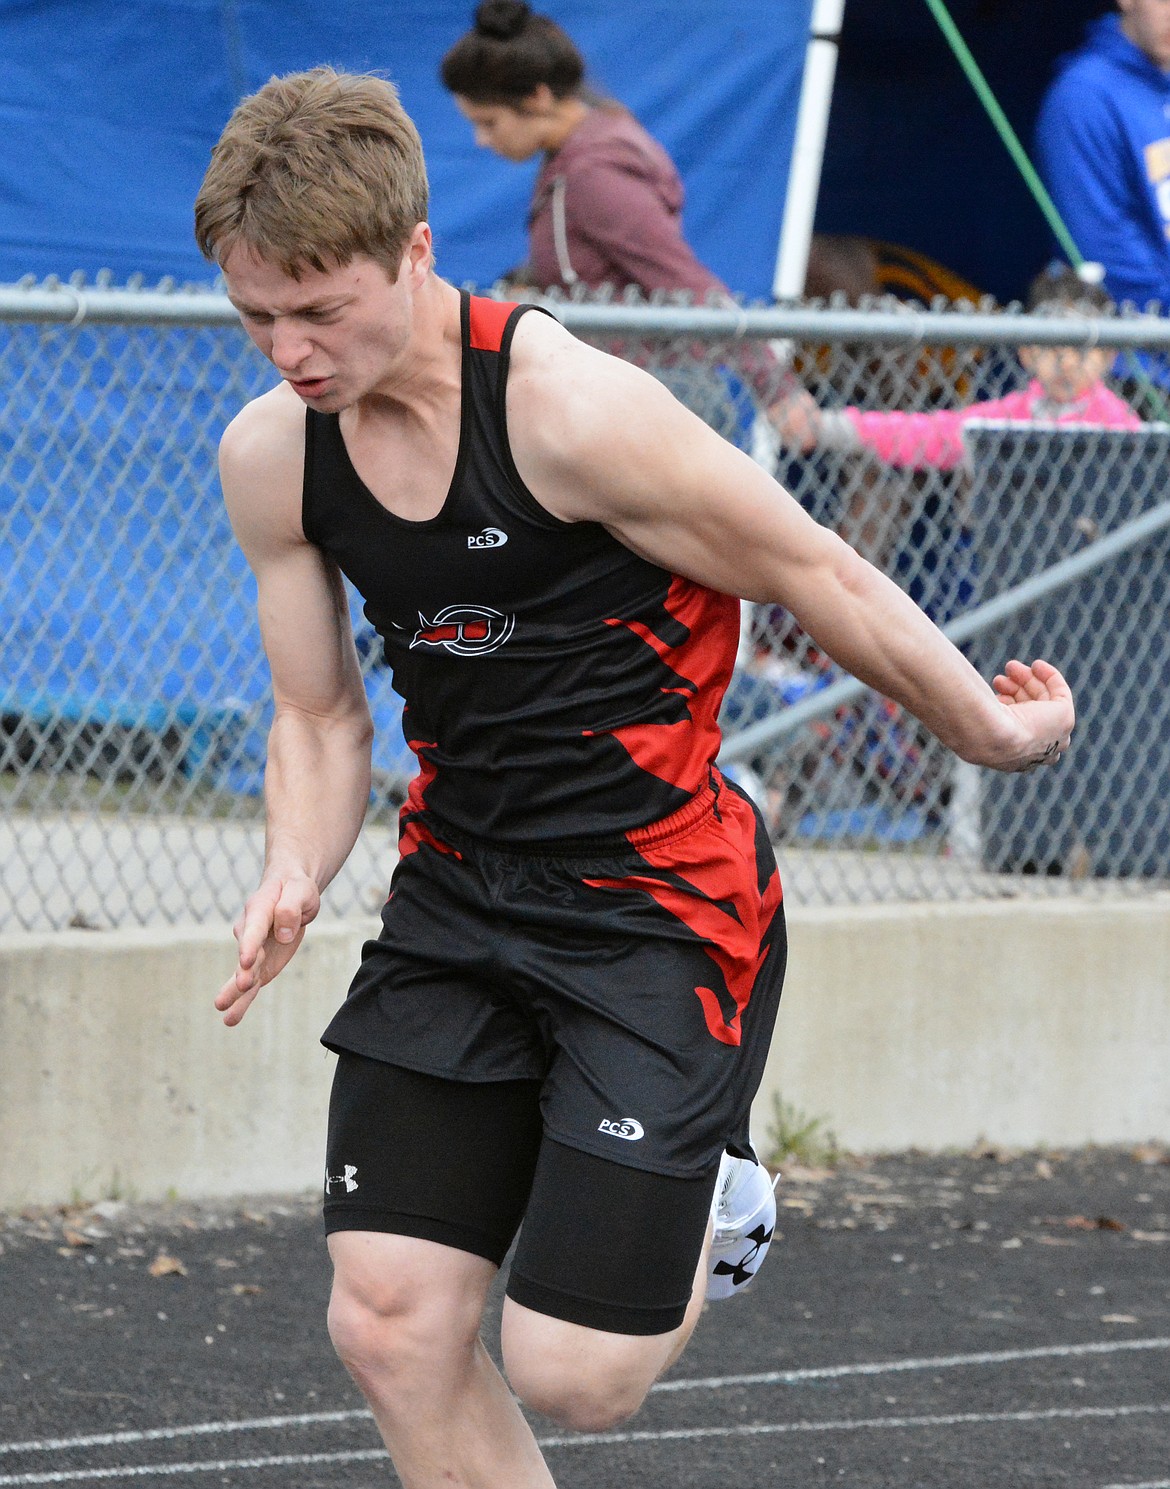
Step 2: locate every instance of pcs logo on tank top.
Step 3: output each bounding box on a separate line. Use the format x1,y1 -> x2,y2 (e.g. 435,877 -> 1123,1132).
409,604 -> 515,655
467,527 -> 508,548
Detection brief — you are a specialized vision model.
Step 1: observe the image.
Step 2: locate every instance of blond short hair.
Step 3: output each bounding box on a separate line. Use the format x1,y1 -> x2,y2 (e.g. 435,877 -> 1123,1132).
194,67 -> 429,276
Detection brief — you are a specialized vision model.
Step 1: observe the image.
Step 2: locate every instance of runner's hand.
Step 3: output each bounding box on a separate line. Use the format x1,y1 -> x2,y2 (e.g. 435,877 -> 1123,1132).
991,658 -> 1075,772
214,874 -> 321,1026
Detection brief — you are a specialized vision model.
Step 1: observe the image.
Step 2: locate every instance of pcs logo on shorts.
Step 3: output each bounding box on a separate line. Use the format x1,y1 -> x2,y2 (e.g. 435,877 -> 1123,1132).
410,604 -> 515,655
598,1117 -> 645,1142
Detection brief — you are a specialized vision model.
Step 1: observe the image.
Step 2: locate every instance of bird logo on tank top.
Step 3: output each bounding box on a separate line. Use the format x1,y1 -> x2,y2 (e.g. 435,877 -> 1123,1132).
409,604 -> 515,655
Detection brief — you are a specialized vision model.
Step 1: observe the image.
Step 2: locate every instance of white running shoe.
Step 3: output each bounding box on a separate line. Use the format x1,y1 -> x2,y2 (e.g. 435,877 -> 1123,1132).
706,1151 -> 777,1301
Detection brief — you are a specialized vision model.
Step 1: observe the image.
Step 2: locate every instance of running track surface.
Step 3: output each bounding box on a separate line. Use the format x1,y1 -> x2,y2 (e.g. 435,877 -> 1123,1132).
2,1147 -> 1168,1488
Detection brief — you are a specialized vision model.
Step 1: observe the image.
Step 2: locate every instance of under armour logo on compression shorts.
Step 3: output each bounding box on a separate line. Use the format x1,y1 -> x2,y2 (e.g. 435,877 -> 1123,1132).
325,1164 -> 359,1193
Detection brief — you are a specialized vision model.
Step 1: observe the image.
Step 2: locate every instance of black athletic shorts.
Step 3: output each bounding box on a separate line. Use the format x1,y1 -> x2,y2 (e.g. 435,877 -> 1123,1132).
321,771 -> 786,1330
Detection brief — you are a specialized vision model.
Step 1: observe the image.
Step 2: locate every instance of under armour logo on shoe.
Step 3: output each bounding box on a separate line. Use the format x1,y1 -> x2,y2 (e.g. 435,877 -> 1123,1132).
711,1221 -> 774,1288
325,1164 -> 359,1194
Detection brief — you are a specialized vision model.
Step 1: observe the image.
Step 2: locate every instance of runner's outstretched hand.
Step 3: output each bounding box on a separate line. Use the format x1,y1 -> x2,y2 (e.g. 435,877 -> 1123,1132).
214,873 -> 321,1026
991,658 -> 1075,773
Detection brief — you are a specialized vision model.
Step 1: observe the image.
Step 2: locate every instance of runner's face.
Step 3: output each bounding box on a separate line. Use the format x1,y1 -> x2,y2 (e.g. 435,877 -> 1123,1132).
222,240 -> 426,410
454,94 -> 554,161
1119,0 -> 1170,69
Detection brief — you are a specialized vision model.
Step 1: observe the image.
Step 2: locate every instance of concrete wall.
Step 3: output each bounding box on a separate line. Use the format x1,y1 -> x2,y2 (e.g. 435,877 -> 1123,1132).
2,898 -> 1168,1209
759,898 -> 1170,1156
0,924 -> 347,1209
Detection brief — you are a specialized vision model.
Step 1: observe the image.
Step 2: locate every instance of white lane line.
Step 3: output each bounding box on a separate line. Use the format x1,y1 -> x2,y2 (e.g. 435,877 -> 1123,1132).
0,1415 -> 372,1458
0,1404 -> 1167,1484
539,1402 -> 1170,1450
1101,1482 -> 1170,1488
4,1335 -> 1168,1458
0,1451 -> 385,1485
654,1335 -> 1170,1393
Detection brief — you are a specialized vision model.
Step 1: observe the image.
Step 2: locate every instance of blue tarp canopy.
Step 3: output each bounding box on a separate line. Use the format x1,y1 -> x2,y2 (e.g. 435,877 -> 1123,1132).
0,1 -> 812,298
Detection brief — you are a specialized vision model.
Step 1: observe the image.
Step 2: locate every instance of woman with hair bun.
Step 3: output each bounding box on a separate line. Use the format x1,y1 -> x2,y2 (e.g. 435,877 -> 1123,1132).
441,0 -> 733,299
442,1 -> 795,446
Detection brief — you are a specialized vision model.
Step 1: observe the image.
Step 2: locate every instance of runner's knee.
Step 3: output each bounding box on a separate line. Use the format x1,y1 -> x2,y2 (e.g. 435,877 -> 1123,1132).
501,1307 -> 668,1432
326,1235 -> 488,1384
507,1348 -> 655,1433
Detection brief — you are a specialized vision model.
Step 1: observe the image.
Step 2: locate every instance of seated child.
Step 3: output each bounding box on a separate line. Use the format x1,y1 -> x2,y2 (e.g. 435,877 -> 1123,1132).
773,264 -> 1142,466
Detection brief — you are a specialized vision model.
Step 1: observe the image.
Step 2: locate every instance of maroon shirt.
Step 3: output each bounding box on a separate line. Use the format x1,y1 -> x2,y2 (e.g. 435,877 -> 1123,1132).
526,107 -> 788,406
527,106 -> 726,298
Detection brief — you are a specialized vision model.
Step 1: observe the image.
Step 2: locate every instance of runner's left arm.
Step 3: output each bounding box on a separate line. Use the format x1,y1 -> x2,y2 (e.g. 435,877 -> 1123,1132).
506,318 -> 1073,774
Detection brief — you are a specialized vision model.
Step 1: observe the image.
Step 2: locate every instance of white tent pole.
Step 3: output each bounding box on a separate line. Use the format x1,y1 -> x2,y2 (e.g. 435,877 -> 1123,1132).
773,0 -> 845,301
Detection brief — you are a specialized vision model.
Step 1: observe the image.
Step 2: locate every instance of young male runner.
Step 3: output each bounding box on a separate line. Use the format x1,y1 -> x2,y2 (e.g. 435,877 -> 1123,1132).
195,68 -> 1074,1489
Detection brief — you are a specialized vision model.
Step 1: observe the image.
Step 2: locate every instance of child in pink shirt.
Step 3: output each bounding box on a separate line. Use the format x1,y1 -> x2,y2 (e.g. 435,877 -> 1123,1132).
838,368 -> 1139,467
774,267 -> 1142,466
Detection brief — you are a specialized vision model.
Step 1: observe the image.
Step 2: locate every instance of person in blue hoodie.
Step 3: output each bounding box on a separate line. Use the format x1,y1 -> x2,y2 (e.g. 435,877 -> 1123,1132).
1035,1 -> 1170,314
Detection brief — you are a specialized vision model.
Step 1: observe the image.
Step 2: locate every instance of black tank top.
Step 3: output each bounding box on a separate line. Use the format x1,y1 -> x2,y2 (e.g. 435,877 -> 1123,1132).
302,290 -> 740,846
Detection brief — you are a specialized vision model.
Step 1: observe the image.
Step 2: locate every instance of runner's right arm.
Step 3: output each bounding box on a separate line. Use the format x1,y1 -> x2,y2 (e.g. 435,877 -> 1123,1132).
214,387 -> 374,1025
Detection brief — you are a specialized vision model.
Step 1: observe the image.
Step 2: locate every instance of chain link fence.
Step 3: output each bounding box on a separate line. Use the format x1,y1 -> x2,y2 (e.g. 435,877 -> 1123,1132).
4,277 -> 1170,930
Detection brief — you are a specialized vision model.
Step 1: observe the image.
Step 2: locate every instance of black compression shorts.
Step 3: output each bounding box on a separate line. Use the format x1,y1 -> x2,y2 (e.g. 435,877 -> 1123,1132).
324,1054 -> 721,1334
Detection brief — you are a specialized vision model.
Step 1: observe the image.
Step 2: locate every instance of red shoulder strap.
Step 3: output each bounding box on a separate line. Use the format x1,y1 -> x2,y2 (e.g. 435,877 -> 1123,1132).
468,295 -> 518,352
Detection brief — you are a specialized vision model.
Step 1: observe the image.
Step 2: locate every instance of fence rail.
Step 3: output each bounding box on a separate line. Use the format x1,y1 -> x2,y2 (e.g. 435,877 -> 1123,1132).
3,281 -> 1168,929
7,278 -> 1170,345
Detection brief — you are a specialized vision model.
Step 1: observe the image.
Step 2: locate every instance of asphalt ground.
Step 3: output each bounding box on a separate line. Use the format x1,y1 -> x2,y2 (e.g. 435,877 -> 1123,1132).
2,1145 -> 1168,1489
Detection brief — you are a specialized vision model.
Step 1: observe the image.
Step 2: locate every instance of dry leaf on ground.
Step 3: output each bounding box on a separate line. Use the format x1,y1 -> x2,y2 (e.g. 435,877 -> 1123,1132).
148,1253 -> 187,1278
